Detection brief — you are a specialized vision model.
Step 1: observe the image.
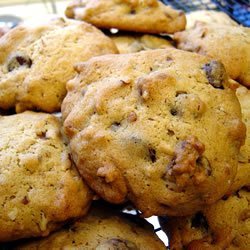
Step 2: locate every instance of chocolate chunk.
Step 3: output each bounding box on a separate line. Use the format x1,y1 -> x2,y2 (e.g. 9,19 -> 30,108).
148,147 -> 157,163
170,108 -> 178,116
202,61 -> 226,89
167,129 -> 175,136
191,212 -> 209,231
21,196 -> 29,205
7,53 -> 32,72
96,238 -> 138,250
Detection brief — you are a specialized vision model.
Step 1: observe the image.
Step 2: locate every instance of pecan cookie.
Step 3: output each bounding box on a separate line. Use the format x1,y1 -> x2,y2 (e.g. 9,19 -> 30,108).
0,17 -> 118,113
174,23 -> 250,87
0,112 -> 92,242
161,154 -> 250,250
62,49 -> 245,217
65,0 -> 186,34
160,84 -> 250,249
162,188 -> 250,250
186,10 -> 238,29
109,32 -> 174,54
16,203 -> 165,249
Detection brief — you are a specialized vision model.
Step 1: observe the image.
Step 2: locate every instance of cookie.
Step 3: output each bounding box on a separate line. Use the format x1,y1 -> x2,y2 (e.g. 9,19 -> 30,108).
160,84 -> 250,249
162,188 -> 250,250
0,17 -> 118,113
16,203 -> 165,249
174,23 -> 250,87
65,0 -> 186,34
161,155 -> 250,249
229,85 -> 250,193
109,33 -> 174,54
0,111 -> 92,242
186,10 -> 238,29
62,48 -> 245,217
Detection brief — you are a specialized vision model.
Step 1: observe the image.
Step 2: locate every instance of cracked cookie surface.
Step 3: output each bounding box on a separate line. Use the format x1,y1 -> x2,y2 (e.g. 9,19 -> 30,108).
0,17 -> 118,113
65,0 -> 186,34
62,48 -> 245,217
0,111 -> 92,242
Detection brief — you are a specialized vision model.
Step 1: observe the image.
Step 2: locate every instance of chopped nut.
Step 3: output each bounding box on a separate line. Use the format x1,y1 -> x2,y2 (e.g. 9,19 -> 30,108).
127,112 -> 137,123
165,136 -> 210,188
8,208 -> 18,221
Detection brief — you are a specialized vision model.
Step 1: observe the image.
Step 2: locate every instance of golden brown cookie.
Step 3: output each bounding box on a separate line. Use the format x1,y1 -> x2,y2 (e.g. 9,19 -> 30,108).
174,23 -> 250,87
16,203 -> 165,249
62,49 -> 245,217
0,111 -> 92,242
186,10 -> 238,29
161,159 -> 250,249
0,17 -> 118,113
110,33 -> 174,53
160,84 -> 250,250
65,0 -> 186,34
162,188 -> 250,250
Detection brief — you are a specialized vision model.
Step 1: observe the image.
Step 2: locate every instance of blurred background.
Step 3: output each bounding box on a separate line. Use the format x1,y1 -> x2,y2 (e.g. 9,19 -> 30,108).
0,0 -> 249,29
0,0 -> 250,28
0,0 -> 66,29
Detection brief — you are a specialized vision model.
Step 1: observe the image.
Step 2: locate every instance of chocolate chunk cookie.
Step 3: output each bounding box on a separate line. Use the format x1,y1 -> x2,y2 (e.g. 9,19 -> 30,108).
0,17 -> 118,113
109,33 -> 174,54
62,49 -> 245,217
65,0 -> 186,34
16,203 -> 165,249
174,23 -> 250,87
0,112 -> 92,242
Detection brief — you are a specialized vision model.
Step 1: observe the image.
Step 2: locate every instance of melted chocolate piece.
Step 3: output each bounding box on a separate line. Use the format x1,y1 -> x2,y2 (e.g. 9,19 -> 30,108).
191,212 -> 209,231
148,147 -> 157,163
202,61 -> 226,89
7,53 -> 32,72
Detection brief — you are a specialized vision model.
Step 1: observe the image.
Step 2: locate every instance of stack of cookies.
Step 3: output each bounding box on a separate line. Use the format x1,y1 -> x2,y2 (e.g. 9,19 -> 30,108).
0,0 -> 249,249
